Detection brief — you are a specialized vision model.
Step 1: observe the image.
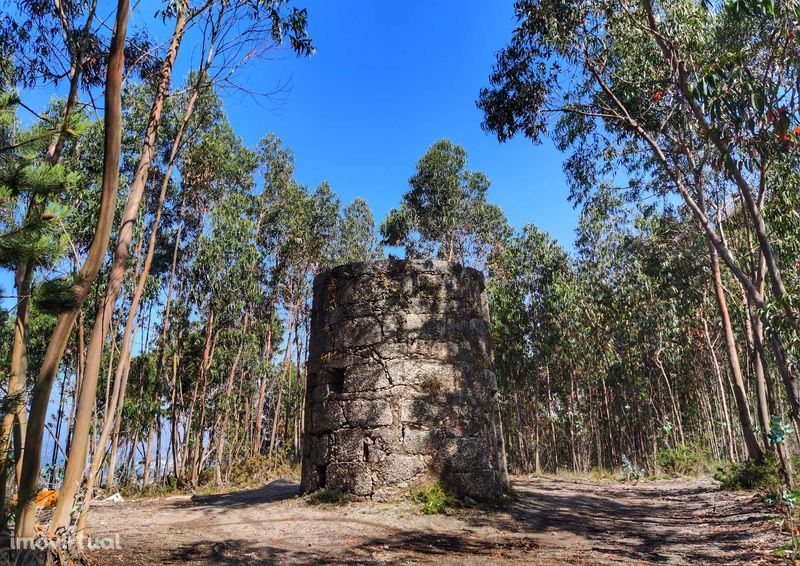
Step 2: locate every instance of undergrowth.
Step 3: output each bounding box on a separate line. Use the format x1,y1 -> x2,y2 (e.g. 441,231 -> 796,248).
714,455 -> 783,491
761,487 -> 800,559
411,480 -> 456,514
114,452 -> 300,499
656,443 -> 711,476
305,486 -> 350,505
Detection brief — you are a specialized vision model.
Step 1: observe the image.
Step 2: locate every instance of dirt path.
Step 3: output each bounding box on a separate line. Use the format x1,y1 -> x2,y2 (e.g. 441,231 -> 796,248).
87,475 -> 782,564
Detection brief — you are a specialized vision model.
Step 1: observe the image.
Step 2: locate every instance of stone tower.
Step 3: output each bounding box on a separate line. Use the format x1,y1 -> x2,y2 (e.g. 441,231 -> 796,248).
301,259 -> 508,500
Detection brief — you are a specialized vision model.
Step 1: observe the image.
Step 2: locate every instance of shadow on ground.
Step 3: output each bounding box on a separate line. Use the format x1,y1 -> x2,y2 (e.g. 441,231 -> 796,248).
323,476 -> 775,564
87,475 -> 781,565
190,479 -> 301,509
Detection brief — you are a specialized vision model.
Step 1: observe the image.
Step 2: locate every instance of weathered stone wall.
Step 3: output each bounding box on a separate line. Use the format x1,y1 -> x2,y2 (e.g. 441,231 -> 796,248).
302,259 -> 508,500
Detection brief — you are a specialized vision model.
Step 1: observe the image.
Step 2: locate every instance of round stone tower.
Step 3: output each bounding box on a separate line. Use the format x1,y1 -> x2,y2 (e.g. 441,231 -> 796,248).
301,259 -> 508,500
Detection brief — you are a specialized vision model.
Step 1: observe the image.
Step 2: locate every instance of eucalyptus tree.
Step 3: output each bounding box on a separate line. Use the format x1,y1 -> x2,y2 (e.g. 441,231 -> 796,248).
251,133 -> 297,456
488,223 -> 574,471
381,139 -> 510,269
0,0 -> 161,495
55,0 -> 314,531
334,197 -> 384,264
15,0 -> 130,539
0,0 -> 108,520
186,189 -> 261,484
478,0 -> 798,466
0,99 -> 79,528
49,0 -> 202,531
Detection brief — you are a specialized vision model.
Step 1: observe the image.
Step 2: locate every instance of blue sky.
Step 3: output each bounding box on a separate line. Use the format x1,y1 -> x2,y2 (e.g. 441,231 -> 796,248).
143,0 -> 580,249
6,0 -> 582,305
19,0 -> 580,249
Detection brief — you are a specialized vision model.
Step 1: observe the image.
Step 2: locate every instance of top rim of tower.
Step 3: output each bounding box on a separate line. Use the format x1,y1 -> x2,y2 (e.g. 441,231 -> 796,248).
312,258 -> 484,288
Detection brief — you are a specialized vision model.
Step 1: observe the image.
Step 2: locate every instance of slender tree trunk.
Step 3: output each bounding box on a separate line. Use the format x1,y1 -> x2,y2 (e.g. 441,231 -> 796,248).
545,366 -> 558,472
189,314 -> 215,485
66,306 -> 87,453
253,325 -> 273,455
701,313 -> 735,461
269,301 -> 300,457
2,1 -> 102,525
14,0 -> 129,538
533,375 -> 541,473
50,7 -> 188,533
214,314 -> 248,484
142,425 -> 155,487
49,372 -> 70,487
0,267 -> 31,530
105,321 -> 140,489
653,347 -> 684,446
704,211 -> 764,462
155,414 -> 162,485
170,351 -> 181,481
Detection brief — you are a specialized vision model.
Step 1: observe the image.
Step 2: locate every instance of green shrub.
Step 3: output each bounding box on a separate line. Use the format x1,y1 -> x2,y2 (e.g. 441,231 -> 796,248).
656,443 -> 710,476
412,481 -> 455,514
714,456 -> 782,491
306,486 -> 350,505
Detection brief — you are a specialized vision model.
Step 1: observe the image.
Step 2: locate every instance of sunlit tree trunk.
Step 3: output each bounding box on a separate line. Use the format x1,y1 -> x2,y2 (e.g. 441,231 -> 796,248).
253,325 -> 273,455
50,5 -> 188,533
14,0 -> 129,538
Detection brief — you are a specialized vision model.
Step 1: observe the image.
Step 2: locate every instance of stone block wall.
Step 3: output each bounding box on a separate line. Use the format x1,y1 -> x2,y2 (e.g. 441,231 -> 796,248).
301,259 -> 508,500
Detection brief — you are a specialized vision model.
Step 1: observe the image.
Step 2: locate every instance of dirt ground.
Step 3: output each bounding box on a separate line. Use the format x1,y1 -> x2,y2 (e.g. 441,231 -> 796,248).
86,475 -> 783,565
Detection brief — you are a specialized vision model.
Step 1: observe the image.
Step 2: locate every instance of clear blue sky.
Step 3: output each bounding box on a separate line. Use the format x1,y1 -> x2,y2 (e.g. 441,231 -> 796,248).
21,0 -> 580,249
156,0 -> 580,249
6,0 -> 581,305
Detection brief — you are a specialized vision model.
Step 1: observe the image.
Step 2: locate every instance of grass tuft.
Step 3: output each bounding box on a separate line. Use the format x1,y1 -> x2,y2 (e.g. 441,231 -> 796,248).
306,486 -> 350,505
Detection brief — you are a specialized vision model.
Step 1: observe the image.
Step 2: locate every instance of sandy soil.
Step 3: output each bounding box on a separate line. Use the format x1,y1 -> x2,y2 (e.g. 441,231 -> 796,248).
86,475 -> 783,564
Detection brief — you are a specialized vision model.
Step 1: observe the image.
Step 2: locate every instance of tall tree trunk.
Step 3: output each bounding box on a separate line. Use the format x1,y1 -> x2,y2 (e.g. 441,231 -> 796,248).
215,314 -> 248,484
170,351 -> 181,481
253,325 -> 273,455
66,306 -> 87,453
48,372 -> 70,487
142,425 -> 155,487
189,314 -> 215,485
103,321 -> 140,490
704,210 -> 764,462
50,6 -> 188,533
701,313 -> 736,461
0,266 -> 31,530
708,244 -> 764,462
14,0 -> 129,538
1,2 -> 101,524
269,301 -> 300,457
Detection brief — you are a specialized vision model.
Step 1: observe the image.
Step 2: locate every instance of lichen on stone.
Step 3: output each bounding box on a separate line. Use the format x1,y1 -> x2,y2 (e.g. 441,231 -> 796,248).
301,259 -> 508,500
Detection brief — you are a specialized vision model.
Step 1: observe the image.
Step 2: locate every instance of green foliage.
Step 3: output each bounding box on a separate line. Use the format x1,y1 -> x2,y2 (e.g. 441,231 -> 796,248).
412,481 -> 455,514
767,416 -> 794,445
656,444 -> 710,476
715,457 -> 783,491
0,216 -> 59,266
306,487 -> 350,505
333,197 -> 383,265
227,455 -> 299,488
760,485 -> 800,559
381,139 -> 510,269
31,276 -> 82,315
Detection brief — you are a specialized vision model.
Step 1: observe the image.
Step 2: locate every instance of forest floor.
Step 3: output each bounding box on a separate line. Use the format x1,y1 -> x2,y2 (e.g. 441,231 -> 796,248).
86,474 -> 783,565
